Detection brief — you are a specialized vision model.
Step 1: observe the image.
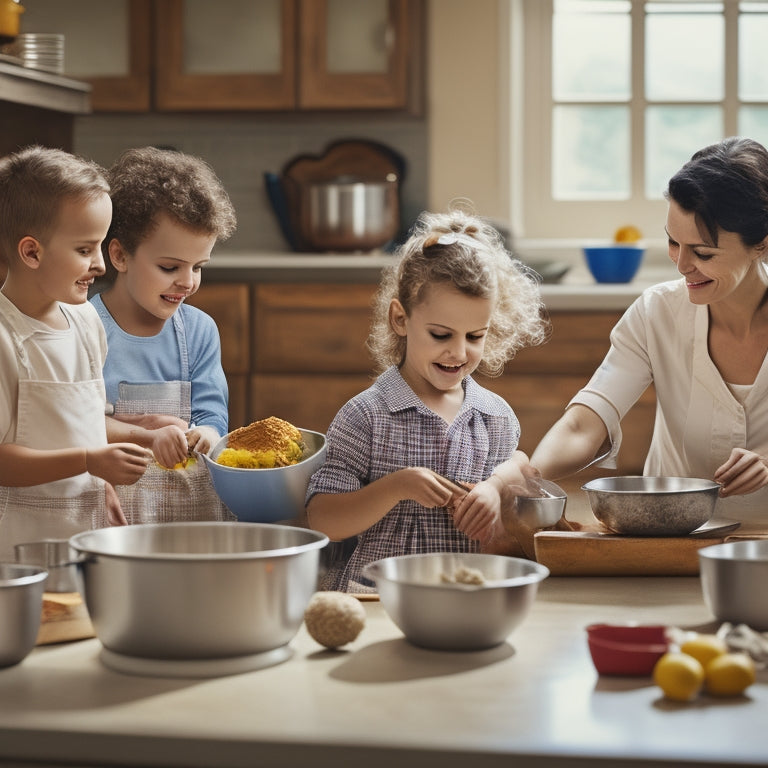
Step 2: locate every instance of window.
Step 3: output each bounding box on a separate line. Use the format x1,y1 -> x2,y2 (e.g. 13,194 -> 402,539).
514,0 -> 768,240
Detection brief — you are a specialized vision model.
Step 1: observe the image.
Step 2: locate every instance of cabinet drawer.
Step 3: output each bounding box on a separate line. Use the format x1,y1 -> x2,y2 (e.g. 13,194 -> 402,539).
513,312 -> 622,376
186,283 -> 250,374
250,373 -> 372,432
253,284 -> 377,373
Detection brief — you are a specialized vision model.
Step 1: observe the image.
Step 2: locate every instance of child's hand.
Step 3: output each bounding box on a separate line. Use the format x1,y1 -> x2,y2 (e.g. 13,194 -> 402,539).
452,477 -> 502,541
104,482 -> 128,526
86,444 -> 153,485
150,425 -> 189,469
186,425 -> 220,455
395,467 -> 462,509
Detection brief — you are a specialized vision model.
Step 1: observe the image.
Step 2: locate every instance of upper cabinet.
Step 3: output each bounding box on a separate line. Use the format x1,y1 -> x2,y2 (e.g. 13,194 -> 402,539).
21,0 -> 422,113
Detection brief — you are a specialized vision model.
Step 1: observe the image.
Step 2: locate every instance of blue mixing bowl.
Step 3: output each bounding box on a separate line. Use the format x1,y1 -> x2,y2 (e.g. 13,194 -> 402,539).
201,429 -> 326,523
583,245 -> 645,283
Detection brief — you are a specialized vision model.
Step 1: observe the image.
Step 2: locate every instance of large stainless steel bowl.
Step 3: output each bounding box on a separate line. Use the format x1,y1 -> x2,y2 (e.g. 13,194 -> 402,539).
0,564 -> 48,668
582,476 -> 720,536
699,540 -> 768,631
362,552 -> 549,651
200,428 -> 326,523
69,523 -> 328,662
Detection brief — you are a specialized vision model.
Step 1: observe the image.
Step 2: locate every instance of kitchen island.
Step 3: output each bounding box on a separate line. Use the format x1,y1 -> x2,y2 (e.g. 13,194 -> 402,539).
0,575 -> 765,768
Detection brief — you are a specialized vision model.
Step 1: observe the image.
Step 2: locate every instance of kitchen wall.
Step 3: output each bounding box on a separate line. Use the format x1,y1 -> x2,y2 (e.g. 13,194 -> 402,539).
74,113 -> 427,254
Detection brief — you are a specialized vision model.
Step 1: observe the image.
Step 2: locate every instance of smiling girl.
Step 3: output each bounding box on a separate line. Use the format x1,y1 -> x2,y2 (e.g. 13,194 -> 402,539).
91,147 -> 237,523
306,208 -> 549,592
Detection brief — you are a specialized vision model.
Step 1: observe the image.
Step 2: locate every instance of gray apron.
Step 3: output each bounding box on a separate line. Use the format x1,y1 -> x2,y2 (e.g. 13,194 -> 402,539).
111,313 -> 233,524
0,305 -> 108,561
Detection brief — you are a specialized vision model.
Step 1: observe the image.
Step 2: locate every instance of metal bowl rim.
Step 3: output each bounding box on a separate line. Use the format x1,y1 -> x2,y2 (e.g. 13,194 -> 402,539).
698,539 -> 768,563
581,476 -> 721,494
362,552 -> 550,589
69,521 -> 329,563
0,564 -> 49,587
204,428 -> 326,474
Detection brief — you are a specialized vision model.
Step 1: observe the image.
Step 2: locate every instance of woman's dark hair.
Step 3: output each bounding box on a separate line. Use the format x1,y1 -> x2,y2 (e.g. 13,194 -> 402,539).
665,136 -> 768,247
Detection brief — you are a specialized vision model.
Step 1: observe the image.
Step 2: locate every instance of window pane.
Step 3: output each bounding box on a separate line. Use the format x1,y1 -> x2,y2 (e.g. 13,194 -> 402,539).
553,0 -> 631,101
739,107 -> 768,150
553,105 -> 630,199
645,106 -> 723,198
326,0 -> 389,73
739,5 -> 768,100
645,6 -> 724,101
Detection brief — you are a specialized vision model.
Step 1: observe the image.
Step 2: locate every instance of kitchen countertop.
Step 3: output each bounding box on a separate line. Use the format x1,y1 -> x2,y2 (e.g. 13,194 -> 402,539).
0,576 -> 765,768
0,59 -> 91,113
205,251 -> 680,311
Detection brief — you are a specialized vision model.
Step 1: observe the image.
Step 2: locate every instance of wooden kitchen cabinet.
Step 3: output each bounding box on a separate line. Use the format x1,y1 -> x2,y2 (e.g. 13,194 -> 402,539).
29,0 -> 422,112
185,283 -> 250,431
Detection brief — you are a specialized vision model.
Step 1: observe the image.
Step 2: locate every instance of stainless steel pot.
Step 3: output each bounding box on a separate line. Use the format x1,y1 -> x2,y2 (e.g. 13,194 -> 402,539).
0,563 -> 47,668
299,175 -> 399,252
69,522 -> 328,662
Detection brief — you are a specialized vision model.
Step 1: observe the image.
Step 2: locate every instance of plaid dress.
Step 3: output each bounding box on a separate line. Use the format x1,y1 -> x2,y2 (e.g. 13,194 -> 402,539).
305,366 -> 520,592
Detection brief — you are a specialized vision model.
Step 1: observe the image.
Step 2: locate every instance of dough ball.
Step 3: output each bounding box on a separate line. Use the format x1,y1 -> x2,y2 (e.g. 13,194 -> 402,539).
304,591 -> 366,649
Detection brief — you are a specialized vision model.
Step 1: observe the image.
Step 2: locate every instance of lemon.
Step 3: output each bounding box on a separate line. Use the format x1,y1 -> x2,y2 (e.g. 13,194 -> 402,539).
653,652 -> 705,701
680,633 -> 728,667
704,653 -> 756,697
614,225 -> 643,243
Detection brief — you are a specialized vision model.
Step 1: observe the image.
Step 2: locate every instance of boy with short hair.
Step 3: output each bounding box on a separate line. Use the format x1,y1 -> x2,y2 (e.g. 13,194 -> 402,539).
0,145 -> 152,558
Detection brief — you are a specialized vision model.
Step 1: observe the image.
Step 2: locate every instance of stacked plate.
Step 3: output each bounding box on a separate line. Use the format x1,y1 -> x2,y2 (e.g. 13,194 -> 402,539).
6,33 -> 64,75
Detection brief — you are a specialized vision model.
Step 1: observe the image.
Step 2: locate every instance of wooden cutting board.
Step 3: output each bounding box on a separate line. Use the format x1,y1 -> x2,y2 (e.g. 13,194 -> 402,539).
37,592 -> 94,645
533,530 -> 729,576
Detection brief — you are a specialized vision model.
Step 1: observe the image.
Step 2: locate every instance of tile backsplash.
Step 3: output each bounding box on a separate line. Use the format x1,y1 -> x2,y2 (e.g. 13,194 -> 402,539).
74,112 -> 428,254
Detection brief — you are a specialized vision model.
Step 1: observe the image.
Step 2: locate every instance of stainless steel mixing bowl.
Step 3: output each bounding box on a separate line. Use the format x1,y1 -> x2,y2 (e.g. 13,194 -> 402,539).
69,522 -> 328,661
0,563 -> 48,668
699,540 -> 768,631
362,552 -> 549,651
201,428 -> 326,523
15,538 -> 79,593
582,476 -> 720,536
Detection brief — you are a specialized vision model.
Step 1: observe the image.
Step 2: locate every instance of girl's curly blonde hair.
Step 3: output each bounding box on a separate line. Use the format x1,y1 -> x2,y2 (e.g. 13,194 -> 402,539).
367,207 -> 550,377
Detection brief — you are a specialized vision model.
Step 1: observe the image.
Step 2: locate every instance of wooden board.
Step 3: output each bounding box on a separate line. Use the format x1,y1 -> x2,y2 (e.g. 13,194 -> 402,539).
37,592 -> 94,646
533,530 -> 728,576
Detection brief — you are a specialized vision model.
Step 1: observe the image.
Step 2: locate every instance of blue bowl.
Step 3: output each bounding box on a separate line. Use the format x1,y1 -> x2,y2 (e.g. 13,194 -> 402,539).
583,245 -> 645,284
200,429 -> 326,523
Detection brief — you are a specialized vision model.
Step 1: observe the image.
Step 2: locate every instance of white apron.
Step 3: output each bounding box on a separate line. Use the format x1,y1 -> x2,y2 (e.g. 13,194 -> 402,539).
0,305 -> 108,561
111,313 -> 233,524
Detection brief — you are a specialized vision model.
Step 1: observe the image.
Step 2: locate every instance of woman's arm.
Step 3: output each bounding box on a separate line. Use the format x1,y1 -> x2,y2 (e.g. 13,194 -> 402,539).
530,404 -> 610,480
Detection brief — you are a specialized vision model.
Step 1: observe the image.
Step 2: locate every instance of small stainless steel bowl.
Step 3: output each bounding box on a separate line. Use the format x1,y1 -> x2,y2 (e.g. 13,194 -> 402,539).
69,522 -> 328,662
699,540 -> 768,631
14,538 -> 79,593
201,428 -> 326,523
363,552 -> 549,651
582,476 -> 720,536
0,563 -> 48,668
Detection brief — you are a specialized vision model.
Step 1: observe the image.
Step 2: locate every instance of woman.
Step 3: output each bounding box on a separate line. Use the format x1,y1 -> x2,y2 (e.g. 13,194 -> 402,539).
530,137 -> 768,532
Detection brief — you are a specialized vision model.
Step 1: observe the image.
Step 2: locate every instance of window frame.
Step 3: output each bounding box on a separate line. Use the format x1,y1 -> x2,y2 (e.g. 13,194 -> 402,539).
512,0 -> 745,241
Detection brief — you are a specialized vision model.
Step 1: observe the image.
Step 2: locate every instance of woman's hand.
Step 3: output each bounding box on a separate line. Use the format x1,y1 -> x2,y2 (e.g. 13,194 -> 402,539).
149,425 -> 189,468
714,448 -> 768,496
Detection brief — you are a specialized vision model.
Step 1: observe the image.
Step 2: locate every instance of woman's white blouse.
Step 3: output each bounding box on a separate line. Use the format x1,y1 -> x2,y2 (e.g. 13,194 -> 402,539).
570,278 -> 768,530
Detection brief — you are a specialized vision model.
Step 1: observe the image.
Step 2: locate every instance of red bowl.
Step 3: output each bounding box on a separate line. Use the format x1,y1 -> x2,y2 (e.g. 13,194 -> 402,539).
586,623 -> 669,676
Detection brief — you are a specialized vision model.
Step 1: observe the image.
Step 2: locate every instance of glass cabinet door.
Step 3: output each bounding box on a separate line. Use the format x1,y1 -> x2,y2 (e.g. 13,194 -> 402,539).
154,0 -> 297,111
298,0 -> 415,110
19,0 -> 151,111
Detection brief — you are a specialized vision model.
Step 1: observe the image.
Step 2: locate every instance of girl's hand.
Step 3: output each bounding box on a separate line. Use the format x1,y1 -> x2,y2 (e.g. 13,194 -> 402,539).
86,444 -> 153,485
714,448 -> 768,496
451,478 -> 501,541
150,425 -> 189,469
397,467 -> 460,509
104,482 -> 128,526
